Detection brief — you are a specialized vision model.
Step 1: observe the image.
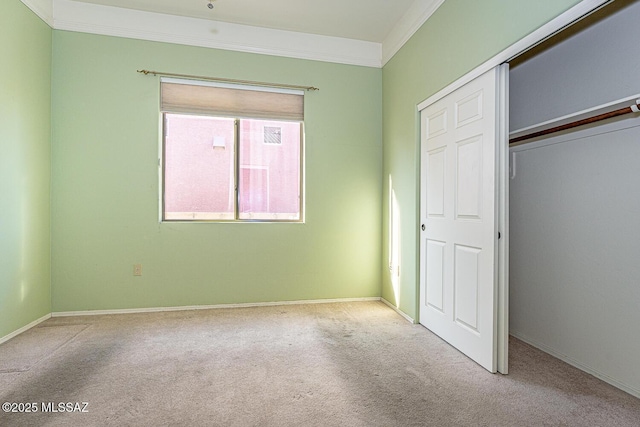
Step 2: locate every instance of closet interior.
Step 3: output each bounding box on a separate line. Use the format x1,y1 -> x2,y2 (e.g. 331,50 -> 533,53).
508,0 -> 640,398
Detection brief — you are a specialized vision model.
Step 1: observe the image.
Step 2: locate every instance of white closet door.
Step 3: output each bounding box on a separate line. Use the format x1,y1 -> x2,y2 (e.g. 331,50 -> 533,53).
419,66 -> 506,373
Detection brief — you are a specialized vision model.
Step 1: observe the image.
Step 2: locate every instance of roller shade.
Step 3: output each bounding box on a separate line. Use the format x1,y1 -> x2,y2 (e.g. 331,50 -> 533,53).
161,78 -> 304,121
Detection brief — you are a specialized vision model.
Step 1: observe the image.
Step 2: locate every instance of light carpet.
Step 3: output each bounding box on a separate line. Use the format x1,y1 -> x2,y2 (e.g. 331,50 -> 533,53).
0,301 -> 638,426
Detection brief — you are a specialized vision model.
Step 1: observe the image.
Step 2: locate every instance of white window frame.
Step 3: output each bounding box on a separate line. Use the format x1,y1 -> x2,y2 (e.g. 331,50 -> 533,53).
159,78 -> 305,223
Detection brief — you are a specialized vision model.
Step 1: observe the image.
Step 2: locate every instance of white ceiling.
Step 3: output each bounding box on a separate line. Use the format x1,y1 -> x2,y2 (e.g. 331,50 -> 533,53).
69,0 -> 417,42
22,0 -> 445,67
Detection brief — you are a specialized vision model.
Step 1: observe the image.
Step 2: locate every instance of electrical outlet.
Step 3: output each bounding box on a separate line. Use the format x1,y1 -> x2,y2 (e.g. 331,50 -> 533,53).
133,264 -> 142,276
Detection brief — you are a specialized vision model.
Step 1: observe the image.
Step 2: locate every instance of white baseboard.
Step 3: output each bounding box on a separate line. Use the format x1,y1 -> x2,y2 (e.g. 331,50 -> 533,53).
0,313 -> 52,345
4,298 -> 400,345
511,331 -> 640,399
52,297 -> 382,317
380,298 -> 415,324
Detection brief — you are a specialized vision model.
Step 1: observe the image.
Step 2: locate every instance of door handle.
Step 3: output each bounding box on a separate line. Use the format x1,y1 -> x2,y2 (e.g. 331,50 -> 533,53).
421,224 -> 425,231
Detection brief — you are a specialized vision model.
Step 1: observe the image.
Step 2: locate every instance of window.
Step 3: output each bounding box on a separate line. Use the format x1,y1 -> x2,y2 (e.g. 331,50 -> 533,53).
263,126 -> 282,145
160,79 -> 304,222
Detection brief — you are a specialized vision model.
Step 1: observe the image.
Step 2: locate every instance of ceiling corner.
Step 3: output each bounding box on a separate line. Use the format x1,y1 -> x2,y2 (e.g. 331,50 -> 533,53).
21,0 -> 54,27
382,0 -> 445,66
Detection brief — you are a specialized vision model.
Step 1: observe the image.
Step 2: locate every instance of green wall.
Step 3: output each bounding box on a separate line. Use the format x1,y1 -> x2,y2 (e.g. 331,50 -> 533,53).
0,0 -> 52,338
3,0 -> 592,333
381,0 -> 582,319
51,32 -> 382,311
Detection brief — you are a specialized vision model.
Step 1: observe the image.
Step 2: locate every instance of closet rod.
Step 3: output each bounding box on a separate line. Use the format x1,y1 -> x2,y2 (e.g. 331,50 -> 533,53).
509,101 -> 640,146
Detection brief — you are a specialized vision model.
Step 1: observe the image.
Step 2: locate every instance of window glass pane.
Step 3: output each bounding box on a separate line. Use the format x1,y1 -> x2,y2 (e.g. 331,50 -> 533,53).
238,119 -> 301,220
164,114 -> 235,220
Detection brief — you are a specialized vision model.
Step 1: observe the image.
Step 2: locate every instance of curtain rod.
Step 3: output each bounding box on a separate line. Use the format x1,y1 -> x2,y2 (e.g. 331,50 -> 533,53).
137,69 -> 319,92
509,100 -> 640,146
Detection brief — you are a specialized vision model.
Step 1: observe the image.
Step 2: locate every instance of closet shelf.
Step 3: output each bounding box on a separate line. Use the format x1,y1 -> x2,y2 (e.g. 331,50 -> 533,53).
509,93 -> 640,146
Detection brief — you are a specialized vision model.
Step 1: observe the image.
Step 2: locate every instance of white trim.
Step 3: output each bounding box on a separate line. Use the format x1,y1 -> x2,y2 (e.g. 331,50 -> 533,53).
0,313 -> 52,345
20,0 -> 608,70
52,0 -> 382,68
417,0 -> 611,111
381,298 -> 416,324
20,0 -> 54,27
382,0 -> 445,66
511,331 -> 640,399
18,0 -> 448,68
496,64 -> 510,375
51,297 -> 381,317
